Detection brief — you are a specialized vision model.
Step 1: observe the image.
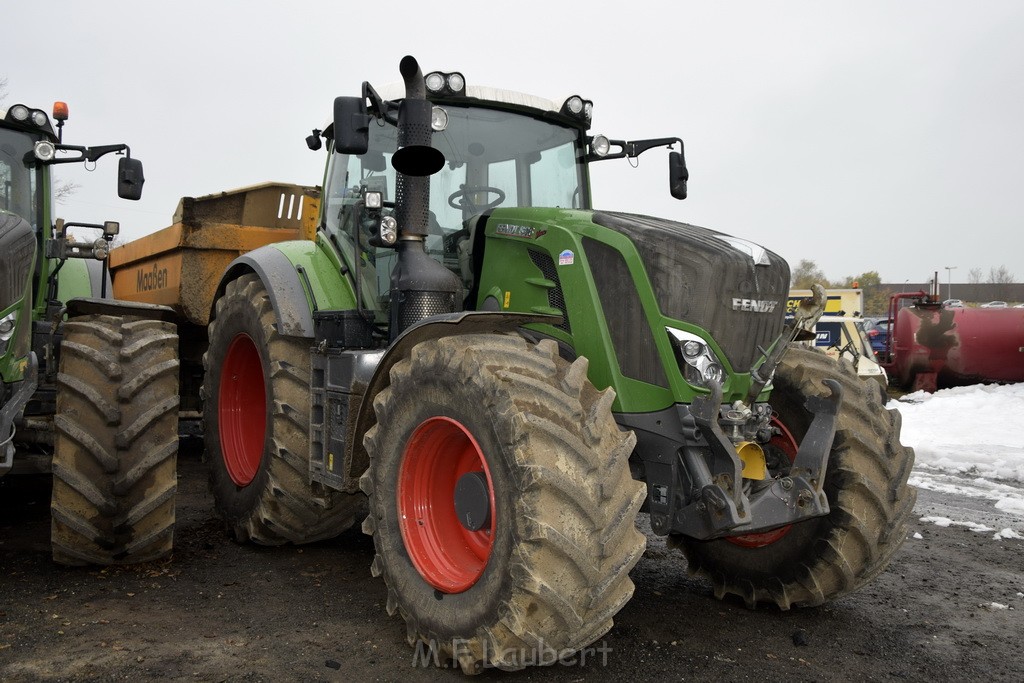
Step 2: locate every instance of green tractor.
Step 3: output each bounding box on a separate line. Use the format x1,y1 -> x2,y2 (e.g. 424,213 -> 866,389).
0,101 -> 179,564
199,56 -> 914,672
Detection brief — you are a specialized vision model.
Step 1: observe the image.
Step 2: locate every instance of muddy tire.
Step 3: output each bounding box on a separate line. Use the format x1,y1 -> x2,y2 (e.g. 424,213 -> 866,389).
51,315 -> 179,565
680,345 -> 916,609
360,334 -> 646,674
202,274 -> 361,544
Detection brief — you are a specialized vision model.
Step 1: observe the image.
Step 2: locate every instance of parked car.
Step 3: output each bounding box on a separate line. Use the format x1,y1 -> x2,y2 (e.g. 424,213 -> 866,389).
943,299 -> 964,308
864,317 -> 893,358
980,301 -> 1008,308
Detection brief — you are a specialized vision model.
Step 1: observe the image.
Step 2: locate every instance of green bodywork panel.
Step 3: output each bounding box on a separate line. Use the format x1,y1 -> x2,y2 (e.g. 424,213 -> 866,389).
474,207 -> 762,414
266,234 -> 360,313
55,259 -> 95,303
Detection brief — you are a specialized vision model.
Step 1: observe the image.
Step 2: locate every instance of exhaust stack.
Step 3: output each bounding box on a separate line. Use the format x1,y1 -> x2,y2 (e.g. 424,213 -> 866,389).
388,55 -> 464,341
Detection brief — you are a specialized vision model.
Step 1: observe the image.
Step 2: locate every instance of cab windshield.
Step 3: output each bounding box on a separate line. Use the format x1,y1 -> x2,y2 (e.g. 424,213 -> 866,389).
0,128 -> 43,229
323,104 -> 585,308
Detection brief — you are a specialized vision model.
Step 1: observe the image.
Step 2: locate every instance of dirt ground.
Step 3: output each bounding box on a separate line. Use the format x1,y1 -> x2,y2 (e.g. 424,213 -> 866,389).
1,451 -> 1021,682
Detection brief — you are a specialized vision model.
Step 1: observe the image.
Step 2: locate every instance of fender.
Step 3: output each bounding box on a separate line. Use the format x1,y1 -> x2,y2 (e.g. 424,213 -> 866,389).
339,311 -> 559,486
65,298 -> 179,323
54,258 -> 94,303
210,238 -> 357,337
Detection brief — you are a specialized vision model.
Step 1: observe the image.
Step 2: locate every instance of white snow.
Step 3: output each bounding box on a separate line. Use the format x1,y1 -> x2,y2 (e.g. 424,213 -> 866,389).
894,383 -> 1024,541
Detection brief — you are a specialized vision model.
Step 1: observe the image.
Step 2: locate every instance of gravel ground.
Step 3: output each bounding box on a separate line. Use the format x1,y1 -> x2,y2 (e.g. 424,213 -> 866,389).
1,453 -> 1021,682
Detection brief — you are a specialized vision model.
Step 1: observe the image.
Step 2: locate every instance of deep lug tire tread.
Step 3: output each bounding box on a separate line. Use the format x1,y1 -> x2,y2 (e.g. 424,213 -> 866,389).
202,274 -> 362,545
681,345 -> 916,609
362,335 -> 646,673
51,314 -> 179,565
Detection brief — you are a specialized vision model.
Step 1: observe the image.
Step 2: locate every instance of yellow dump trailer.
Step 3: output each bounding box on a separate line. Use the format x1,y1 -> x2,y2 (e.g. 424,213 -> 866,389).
109,182 -> 318,325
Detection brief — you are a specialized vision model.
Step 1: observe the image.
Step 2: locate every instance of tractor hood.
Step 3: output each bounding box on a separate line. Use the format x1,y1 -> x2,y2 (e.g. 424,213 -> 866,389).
589,211 -> 790,373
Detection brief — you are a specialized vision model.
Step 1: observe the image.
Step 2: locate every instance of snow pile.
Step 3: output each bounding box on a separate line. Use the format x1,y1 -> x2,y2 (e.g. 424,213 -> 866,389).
895,383 -> 1024,539
897,383 -> 1024,483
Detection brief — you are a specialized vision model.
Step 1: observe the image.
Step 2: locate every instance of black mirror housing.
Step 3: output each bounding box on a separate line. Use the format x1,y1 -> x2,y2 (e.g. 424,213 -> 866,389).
333,96 -> 370,155
669,150 -> 688,200
118,157 -> 145,200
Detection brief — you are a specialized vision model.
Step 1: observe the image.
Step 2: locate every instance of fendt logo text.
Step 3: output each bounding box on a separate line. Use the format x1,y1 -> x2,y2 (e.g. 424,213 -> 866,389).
732,298 -> 778,313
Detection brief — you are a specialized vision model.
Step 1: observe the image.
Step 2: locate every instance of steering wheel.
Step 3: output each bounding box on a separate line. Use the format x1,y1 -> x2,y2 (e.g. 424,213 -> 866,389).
448,185 -> 506,213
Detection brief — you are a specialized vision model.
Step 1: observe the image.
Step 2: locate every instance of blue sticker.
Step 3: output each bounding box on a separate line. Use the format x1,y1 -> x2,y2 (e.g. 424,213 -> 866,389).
558,249 -> 574,266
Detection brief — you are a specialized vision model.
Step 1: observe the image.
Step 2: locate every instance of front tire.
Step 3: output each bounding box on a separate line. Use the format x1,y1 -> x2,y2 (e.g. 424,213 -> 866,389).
202,274 -> 361,544
51,315 -> 179,565
361,334 -> 646,673
681,346 -> 916,608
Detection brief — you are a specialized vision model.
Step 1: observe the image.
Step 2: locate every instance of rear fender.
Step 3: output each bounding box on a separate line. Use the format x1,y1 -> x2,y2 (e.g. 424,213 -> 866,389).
210,238 -> 357,337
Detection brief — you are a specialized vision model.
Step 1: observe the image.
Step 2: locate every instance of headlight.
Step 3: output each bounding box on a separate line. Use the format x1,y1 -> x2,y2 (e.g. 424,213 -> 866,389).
424,71 -> 466,97
590,134 -> 610,157
447,73 -> 465,93
0,311 -> 18,356
667,327 -> 727,388
379,215 -> 398,246
364,190 -> 383,209
425,72 -> 445,93
34,140 -> 56,162
430,106 -> 448,132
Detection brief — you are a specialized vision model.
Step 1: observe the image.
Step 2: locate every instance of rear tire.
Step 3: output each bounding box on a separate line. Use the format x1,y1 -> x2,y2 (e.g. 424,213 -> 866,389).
51,315 -> 179,565
680,345 -> 916,608
361,334 -> 646,673
202,274 -> 362,544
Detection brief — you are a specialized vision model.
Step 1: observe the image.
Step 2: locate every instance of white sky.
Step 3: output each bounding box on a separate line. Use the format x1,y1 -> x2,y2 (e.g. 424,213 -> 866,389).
4,1 -> 1023,284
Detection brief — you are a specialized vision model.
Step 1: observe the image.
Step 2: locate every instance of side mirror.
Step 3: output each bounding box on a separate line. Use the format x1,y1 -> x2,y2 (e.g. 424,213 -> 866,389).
333,96 -> 370,155
669,150 -> 688,200
118,157 -> 145,200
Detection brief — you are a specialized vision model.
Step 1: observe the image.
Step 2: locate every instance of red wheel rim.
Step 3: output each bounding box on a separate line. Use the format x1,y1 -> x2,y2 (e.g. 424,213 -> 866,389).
218,333 -> 267,487
727,417 -> 799,548
397,417 -> 496,593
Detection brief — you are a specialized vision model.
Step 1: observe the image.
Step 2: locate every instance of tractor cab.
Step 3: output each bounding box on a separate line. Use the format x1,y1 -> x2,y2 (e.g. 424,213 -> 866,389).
322,86 -> 590,313
319,76 -> 686,323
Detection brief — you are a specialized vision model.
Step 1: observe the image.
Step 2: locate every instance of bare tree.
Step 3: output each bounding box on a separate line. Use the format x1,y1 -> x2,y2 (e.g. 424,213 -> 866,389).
54,180 -> 81,204
0,76 -> 8,104
987,265 -> 1015,301
968,267 -> 983,284
987,265 -> 1015,284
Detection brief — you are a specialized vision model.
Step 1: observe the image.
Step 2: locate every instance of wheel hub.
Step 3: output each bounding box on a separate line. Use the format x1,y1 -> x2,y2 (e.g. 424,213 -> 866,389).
454,471 -> 491,532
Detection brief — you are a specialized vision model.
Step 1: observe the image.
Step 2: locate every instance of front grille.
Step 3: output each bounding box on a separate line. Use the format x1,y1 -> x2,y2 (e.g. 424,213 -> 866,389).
592,212 -> 789,372
583,238 -> 669,388
0,213 -> 36,311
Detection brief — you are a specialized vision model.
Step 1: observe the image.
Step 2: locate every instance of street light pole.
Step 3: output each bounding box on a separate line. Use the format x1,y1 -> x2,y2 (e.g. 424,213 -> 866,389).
944,266 -> 957,301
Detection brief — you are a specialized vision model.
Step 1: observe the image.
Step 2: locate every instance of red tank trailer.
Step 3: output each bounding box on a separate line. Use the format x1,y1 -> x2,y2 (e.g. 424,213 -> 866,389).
882,292 -> 1024,392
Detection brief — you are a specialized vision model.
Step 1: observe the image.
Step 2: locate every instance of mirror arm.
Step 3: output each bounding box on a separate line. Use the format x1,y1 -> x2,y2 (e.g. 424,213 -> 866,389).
45,143 -> 130,165
588,137 -> 682,162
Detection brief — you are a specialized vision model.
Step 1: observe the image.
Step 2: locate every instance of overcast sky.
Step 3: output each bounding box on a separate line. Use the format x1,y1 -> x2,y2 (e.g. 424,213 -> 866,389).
4,1 -> 1022,285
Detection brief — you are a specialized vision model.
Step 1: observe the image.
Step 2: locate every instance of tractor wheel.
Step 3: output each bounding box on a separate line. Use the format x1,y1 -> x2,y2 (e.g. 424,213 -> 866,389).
51,315 -> 179,565
680,345 -> 916,609
202,273 -> 361,544
360,334 -> 646,674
